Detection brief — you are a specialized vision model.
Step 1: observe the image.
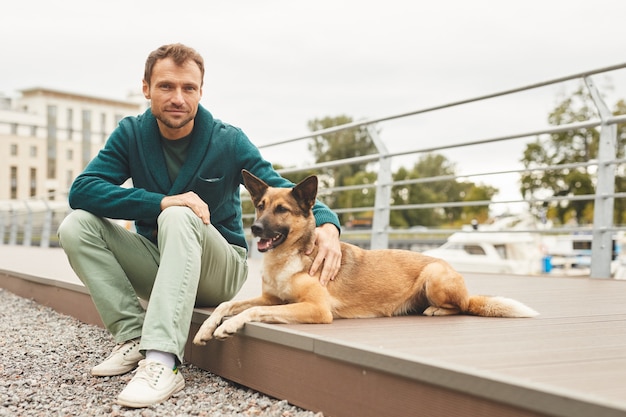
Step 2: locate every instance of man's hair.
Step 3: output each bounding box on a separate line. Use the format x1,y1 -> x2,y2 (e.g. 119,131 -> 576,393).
144,43 -> 205,86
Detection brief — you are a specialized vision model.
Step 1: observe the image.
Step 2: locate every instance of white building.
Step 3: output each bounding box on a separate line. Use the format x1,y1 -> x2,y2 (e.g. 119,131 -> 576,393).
0,88 -> 144,201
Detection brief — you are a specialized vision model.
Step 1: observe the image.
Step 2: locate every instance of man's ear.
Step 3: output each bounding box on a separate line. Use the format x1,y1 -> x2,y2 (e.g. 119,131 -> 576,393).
242,170 -> 268,206
142,79 -> 151,99
291,175 -> 318,214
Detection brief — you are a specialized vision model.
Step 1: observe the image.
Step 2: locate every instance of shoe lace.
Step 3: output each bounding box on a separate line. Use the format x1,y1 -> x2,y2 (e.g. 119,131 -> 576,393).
107,339 -> 138,359
134,361 -> 167,387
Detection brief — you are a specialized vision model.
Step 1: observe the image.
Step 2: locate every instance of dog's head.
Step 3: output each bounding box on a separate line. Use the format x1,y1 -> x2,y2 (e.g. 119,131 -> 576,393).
242,169 -> 318,252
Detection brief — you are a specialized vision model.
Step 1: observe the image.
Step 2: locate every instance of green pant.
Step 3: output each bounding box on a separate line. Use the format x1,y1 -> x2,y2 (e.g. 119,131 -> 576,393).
57,207 -> 248,362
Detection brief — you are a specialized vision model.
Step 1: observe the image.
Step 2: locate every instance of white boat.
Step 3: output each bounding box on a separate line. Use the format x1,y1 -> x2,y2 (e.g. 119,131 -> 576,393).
423,231 -> 543,275
541,232 -> 623,276
422,214 -> 625,277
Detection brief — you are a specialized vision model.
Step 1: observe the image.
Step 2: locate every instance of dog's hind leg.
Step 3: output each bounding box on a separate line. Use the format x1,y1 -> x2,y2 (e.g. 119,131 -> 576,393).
420,262 -> 470,316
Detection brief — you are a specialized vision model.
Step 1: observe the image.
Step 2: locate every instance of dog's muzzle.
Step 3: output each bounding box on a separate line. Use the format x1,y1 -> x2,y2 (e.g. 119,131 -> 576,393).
251,222 -> 287,252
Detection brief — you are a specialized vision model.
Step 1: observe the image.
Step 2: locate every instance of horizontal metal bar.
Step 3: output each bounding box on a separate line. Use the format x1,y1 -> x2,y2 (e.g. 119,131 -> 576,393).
330,192 -> 626,216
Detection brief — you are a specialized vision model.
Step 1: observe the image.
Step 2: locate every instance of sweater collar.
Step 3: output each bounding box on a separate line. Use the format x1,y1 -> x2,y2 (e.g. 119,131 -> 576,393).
170,105 -> 214,193
142,104 -> 214,194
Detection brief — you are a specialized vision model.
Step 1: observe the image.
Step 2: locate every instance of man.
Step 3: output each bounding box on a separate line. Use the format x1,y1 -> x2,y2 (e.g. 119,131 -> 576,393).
57,43 -> 342,408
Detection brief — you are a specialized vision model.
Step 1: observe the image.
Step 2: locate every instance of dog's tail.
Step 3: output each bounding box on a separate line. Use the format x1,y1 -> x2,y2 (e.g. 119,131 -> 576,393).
467,295 -> 539,318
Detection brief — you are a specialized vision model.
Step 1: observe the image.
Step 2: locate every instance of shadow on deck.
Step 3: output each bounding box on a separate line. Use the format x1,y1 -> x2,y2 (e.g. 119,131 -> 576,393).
1,245 -> 625,417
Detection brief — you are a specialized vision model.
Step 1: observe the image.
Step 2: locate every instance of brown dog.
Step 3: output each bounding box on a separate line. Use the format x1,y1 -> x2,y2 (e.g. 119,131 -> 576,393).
193,170 -> 538,344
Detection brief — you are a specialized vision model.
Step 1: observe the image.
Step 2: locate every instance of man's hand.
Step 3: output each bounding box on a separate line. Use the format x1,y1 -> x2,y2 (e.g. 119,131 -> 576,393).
306,223 -> 342,286
161,191 -> 211,224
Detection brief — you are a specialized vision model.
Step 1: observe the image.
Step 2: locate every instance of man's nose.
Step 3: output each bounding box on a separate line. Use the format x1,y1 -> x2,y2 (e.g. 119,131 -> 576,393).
171,88 -> 185,104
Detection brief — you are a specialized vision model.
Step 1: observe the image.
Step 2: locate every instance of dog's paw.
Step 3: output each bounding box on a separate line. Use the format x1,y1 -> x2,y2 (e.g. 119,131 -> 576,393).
192,317 -> 222,345
192,328 -> 214,345
213,318 -> 245,340
192,333 -> 210,346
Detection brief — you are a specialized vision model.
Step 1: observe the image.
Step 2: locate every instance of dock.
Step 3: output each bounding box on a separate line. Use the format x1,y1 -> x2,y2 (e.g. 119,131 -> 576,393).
1,245 -> 625,417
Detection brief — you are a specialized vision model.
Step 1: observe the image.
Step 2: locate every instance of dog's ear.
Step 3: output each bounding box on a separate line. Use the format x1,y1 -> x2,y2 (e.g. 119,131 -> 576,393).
242,170 -> 268,206
291,175 -> 318,214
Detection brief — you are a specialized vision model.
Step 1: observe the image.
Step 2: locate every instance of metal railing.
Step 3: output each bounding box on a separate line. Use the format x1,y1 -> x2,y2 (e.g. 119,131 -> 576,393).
252,62 -> 626,278
2,63 -> 626,278
0,199 -> 69,248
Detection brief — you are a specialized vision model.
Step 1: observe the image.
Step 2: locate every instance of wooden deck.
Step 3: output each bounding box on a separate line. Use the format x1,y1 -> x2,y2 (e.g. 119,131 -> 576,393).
1,245 -> 625,417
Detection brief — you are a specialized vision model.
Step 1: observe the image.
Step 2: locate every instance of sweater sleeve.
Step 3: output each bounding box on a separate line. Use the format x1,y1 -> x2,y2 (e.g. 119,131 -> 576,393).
68,120 -> 164,222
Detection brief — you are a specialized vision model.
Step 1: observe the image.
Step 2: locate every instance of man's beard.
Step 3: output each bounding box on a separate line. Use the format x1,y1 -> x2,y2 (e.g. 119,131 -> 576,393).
155,113 -> 194,130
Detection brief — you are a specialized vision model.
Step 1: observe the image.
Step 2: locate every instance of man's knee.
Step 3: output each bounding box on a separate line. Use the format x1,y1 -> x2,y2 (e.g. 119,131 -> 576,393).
158,206 -> 201,227
57,209 -> 100,248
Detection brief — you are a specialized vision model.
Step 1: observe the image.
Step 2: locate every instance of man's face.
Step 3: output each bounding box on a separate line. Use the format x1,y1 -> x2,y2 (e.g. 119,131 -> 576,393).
142,57 -> 203,139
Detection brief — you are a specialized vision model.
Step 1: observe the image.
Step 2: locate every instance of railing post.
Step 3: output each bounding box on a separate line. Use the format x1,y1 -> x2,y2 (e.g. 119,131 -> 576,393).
9,206 -> 17,245
40,199 -> 52,248
367,125 -> 391,250
23,201 -> 32,247
0,210 -> 5,244
585,76 -> 616,278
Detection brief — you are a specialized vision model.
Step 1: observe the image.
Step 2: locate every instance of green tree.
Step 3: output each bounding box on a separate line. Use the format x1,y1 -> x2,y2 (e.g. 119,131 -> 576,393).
339,170 -> 378,221
520,86 -> 626,225
307,115 -> 377,187
461,184 -> 498,224
304,116 -> 498,228
391,154 -> 497,228
612,99 -> 626,225
307,115 -> 377,222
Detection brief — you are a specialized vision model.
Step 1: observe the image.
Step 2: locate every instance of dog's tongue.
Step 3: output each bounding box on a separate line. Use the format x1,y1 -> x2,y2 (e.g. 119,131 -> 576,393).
257,238 -> 272,252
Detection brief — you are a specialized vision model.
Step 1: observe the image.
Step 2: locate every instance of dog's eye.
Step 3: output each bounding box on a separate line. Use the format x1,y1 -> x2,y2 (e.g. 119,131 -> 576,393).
275,204 -> 288,214
257,202 -> 265,210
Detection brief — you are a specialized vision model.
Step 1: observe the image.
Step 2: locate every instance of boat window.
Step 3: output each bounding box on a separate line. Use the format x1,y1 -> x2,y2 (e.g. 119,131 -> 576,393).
494,244 -> 507,259
463,245 -> 486,255
573,240 -> 592,250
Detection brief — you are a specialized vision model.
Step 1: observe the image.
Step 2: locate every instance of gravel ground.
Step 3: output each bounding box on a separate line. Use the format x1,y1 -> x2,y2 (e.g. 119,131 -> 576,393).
0,289 -> 323,417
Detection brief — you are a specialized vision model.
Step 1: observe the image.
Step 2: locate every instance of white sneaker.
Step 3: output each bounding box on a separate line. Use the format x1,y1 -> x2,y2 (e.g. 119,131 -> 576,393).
116,360 -> 185,408
91,338 -> 142,376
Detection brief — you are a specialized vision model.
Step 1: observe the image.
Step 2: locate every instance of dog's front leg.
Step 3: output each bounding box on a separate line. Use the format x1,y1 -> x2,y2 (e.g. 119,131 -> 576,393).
192,301 -> 237,345
193,294 -> 280,345
213,301 -> 333,340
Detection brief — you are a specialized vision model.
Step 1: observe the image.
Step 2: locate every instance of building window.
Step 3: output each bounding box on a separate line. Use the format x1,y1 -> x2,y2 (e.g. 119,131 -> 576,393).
67,108 -> 74,140
30,168 -> 37,197
30,146 -> 37,157
10,166 -> 17,199
66,148 -> 74,160
47,105 -> 57,140
10,143 -> 17,156
47,105 -> 58,180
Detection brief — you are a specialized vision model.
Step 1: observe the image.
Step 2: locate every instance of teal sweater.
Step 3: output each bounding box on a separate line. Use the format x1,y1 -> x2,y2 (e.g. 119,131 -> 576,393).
68,105 -> 340,249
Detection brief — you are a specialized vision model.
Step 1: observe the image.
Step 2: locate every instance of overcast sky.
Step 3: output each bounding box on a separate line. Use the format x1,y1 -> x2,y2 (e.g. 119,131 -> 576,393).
3,0 -> 626,213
